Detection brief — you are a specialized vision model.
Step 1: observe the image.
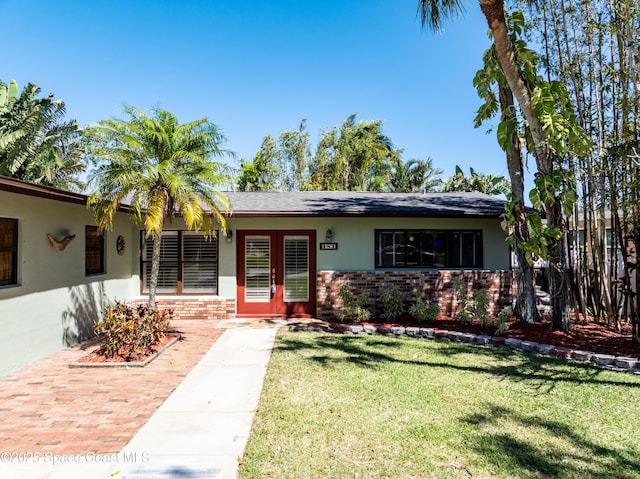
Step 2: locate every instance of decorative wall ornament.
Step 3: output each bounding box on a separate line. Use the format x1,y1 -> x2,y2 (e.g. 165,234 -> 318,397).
116,235 -> 126,255
47,233 -> 76,251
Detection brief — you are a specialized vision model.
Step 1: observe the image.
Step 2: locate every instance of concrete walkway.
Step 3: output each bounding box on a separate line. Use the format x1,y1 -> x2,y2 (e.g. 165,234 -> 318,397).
115,327 -> 277,478
0,327 -> 277,479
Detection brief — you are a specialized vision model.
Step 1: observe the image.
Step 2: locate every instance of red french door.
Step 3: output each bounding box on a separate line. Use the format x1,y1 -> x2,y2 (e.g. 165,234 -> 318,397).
236,230 -> 316,317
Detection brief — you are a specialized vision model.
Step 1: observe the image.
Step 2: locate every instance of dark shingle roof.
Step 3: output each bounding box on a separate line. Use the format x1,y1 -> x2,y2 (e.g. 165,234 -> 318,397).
0,176 -> 505,218
225,191 -> 506,217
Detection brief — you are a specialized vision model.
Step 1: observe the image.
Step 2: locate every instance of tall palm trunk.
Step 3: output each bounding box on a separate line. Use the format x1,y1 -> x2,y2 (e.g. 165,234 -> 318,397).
480,0 -> 570,330
149,231 -> 162,309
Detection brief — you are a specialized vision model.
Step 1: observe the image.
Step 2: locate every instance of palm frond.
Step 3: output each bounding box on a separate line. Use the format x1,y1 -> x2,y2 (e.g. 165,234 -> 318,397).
85,105 -> 234,238
416,0 -> 465,32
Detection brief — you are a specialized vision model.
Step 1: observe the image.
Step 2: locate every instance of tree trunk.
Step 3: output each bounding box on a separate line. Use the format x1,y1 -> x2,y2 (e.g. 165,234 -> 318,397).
512,201 -> 538,323
148,231 -> 162,310
546,202 -> 570,330
479,0 -> 551,165
480,0 -> 570,330
499,84 -> 538,323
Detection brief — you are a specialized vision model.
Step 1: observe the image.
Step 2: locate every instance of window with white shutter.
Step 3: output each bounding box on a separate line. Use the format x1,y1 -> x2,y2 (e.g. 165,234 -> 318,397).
141,231 -> 218,294
182,232 -> 217,293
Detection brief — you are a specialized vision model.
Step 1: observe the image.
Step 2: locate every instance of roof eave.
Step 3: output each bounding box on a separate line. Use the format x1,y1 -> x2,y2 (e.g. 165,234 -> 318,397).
0,176 -> 132,213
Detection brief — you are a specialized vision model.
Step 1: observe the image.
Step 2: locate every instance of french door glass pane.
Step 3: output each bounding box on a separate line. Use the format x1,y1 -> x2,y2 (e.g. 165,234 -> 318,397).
284,236 -> 308,302
245,236 -> 271,302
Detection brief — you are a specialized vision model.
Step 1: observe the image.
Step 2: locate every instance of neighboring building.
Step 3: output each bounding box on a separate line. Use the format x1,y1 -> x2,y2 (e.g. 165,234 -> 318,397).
0,178 -> 512,377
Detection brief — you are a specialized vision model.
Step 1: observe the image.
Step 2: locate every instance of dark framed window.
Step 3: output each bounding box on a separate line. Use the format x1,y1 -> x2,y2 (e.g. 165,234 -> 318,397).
85,225 -> 105,275
141,231 -> 218,294
375,229 -> 483,268
0,218 -> 18,286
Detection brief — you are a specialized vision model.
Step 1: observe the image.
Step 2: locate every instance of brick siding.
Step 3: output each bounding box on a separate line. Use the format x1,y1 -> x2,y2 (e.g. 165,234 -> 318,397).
131,296 -> 236,320
316,270 -> 513,320
131,270 -> 511,321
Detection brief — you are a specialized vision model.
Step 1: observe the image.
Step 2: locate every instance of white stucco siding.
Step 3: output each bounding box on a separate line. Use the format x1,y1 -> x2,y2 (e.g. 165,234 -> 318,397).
0,190 -> 137,378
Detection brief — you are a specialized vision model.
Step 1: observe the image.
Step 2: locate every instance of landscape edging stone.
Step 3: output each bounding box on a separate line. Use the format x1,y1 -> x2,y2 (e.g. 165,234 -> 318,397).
302,323 -> 640,375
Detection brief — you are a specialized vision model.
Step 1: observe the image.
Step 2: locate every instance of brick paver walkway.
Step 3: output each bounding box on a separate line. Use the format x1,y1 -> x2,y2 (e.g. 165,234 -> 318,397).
0,320 -> 223,456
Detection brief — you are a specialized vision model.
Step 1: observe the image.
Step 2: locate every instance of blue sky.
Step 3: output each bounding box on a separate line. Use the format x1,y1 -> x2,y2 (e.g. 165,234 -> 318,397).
1,0 -> 521,185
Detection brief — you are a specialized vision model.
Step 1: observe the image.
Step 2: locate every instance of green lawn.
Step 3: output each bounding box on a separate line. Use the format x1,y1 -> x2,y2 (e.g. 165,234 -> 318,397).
239,331 -> 640,479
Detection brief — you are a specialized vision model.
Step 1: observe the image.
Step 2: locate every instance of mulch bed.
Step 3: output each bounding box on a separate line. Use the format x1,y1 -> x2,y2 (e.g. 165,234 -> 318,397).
76,333 -> 179,363
358,316 -> 640,359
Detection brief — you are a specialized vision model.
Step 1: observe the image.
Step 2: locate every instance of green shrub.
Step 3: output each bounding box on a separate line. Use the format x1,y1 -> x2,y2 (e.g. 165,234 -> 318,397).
453,278 -> 490,326
378,285 -> 404,321
409,296 -> 440,323
337,282 -> 371,323
453,278 -> 474,324
495,306 -> 512,336
94,301 -> 172,360
473,288 -> 491,327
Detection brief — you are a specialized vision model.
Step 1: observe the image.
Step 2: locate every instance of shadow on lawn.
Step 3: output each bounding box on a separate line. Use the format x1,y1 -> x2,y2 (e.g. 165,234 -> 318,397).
462,403 -> 640,479
277,335 -> 400,368
276,334 -> 640,391
276,333 -> 640,478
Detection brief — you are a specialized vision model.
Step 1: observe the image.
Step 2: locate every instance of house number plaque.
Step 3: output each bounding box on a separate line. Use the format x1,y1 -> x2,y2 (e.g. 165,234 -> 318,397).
320,243 -> 338,250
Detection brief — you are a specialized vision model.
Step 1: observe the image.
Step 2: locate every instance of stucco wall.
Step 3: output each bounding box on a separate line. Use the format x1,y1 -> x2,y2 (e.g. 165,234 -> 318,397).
0,190 -> 137,378
219,215 -> 511,298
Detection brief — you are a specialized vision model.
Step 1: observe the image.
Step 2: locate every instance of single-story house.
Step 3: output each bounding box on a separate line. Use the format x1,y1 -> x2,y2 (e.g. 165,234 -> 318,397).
0,176 -> 512,377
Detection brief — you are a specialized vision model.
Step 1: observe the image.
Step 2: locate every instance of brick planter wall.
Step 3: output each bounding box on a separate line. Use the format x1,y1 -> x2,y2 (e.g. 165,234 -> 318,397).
131,296 -> 236,320
316,270 -> 512,320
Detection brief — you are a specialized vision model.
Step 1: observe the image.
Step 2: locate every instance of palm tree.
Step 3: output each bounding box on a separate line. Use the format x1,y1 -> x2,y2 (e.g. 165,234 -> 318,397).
392,158 -> 443,192
85,105 -> 234,309
441,165 -> 509,196
311,114 -> 398,191
0,80 -> 85,190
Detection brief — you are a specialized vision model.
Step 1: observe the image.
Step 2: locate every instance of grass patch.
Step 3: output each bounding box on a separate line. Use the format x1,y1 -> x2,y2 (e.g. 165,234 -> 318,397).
240,332 -> 640,479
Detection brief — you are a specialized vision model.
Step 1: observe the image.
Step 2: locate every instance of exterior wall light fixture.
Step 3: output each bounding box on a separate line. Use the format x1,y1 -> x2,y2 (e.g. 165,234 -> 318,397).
325,229 -> 333,242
